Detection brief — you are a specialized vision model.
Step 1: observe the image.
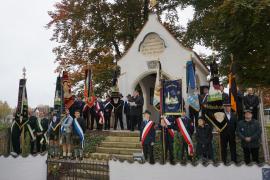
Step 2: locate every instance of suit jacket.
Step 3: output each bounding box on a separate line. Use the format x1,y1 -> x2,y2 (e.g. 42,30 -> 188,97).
130,95 -> 144,116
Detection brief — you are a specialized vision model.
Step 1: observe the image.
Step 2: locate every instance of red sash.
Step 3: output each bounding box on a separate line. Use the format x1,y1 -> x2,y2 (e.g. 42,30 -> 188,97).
141,121 -> 154,145
176,118 -> 194,156
95,101 -> 104,124
164,117 -> 175,138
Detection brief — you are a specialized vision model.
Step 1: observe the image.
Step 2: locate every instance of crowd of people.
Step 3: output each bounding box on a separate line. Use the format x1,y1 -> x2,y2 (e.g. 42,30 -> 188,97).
140,87 -> 262,165
24,86 -> 262,164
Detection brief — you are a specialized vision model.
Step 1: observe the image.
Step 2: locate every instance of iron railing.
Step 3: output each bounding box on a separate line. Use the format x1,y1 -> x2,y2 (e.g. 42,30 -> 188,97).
47,159 -> 109,180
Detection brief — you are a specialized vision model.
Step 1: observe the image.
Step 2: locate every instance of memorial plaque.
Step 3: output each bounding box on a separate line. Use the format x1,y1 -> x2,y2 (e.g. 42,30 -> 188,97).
139,32 -> 166,59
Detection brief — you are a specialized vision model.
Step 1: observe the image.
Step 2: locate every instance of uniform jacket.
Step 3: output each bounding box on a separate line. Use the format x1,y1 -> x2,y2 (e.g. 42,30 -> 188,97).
237,119 -> 261,148
130,95 -> 144,116
221,112 -> 237,136
140,120 -> 156,145
196,124 -> 213,146
243,94 -> 259,110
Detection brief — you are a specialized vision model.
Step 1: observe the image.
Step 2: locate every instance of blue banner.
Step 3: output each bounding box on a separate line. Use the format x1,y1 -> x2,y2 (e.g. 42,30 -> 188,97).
163,80 -> 182,115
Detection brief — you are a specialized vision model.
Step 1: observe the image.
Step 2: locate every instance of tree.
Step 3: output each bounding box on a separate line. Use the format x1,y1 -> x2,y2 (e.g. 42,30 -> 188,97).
180,0 -> 270,87
47,0 -> 185,95
0,101 -> 12,120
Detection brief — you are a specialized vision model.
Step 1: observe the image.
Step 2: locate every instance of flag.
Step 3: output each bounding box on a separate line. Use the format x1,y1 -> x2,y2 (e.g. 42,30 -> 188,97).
16,78 -> 28,126
62,71 -> 75,109
54,76 -> 63,115
186,60 -> 200,112
186,61 -> 196,91
229,62 -> 237,112
153,62 -> 161,111
163,79 -> 182,115
73,118 -> 85,148
84,67 -> 95,109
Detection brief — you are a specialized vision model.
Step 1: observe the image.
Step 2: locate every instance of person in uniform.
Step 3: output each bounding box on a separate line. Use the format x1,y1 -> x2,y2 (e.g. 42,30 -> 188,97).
48,110 -> 61,158
140,110 -> 156,164
237,108 -> 261,164
28,110 -> 38,154
103,95 -> 113,130
160,115 -> 176,164
73,110 -> 86,160
220,84 -> 229,104
37,111 -> 49,153
61,108 -> 73,159
113,95 -> 124,130
180,110 -> 194,161
220,103 -> 237,164
196,117 -> 213,162
243,88 -> 260,120
124,94 -> 131,130
129,90 -> 144,131
199,87 -> 209,117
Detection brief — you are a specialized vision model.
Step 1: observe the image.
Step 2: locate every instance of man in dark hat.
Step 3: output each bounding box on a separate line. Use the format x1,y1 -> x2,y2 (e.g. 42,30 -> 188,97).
140,110 -> 155,164
237,108 -> 262,164
220,103 -> 238,164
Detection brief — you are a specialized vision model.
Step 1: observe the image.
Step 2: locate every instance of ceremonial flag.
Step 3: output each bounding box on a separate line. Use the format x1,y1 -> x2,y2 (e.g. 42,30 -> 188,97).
84,67 -> 95,109
54,76 -> 63,115
186,60 -> 200,112
205,60 -> 227,132
163,79 -> 182,115
62,71 -> 75,109
229,61 -> 237,112
153,62 -> 161,111
15,78 -> 29,128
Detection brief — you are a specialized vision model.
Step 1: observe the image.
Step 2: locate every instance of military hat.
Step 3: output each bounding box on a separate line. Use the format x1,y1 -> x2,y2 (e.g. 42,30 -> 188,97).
143,110 -> 151,115
244,107 -> 252,113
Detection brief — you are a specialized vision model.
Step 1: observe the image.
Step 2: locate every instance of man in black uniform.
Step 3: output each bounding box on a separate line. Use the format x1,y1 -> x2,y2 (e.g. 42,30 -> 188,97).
243,88 -> 260,120
199,86 -> 209,117
180,110 -> 194,162
103,96 -> 113,130
39,111 -> 49,152
113,95 -> 124,130
220,84 -> 229,104
129,90 -> 144,131
220,103 -> 237,164
124,94 -> 131,130
73,110 -> 86,160
160,115 -> 176,164
48,111 -> 61,157
140,110 -> 156,164
237,108 -> 261,164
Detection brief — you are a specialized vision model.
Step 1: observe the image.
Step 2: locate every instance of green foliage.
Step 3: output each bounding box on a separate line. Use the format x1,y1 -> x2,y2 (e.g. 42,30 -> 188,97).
84,131 -> 108,154
0,101 -> 12,120
47,0 -> 185,95
180,0 -> 270,87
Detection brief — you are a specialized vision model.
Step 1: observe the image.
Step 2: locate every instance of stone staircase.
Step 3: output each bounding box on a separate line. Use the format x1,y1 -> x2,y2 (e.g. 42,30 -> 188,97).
90,131 -> 142,161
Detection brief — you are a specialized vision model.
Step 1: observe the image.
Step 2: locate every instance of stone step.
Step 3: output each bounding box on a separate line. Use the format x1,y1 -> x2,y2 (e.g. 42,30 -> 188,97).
100,141 -> 142,149
104,136 -> 140,143
96,147 -> 141,155
90,152 -> 134,161
108,130 -> 140,137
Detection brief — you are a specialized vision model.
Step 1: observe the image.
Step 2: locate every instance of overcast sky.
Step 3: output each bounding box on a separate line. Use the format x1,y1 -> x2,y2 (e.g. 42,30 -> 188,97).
0,1 -> 210,108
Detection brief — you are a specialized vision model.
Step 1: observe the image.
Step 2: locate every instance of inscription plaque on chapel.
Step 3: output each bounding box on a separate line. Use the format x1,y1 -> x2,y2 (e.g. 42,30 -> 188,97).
139,32 -> 166,59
